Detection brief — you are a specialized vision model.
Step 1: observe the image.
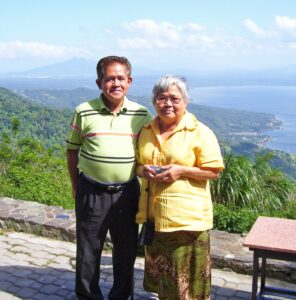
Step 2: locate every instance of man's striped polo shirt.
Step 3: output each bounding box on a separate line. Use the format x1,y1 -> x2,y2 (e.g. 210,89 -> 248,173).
66,95 -> 152,184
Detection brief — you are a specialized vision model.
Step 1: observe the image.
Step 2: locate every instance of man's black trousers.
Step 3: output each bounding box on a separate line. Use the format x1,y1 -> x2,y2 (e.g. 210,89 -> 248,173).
75,173 -> 140,300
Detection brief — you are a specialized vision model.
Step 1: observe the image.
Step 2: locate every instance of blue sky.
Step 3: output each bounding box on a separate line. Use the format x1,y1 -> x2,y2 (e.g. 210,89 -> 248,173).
1,0 -> 296,73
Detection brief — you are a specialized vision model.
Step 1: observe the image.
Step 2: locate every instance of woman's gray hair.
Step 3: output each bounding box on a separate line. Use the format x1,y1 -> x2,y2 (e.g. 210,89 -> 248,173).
151,75 -> 189,104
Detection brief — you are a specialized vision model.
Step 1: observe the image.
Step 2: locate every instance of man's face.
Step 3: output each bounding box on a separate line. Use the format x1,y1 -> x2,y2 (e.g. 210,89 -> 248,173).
97,62 -> 132,105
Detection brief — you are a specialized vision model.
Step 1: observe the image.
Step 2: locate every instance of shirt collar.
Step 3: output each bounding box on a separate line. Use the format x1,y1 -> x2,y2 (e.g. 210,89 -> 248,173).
97,94 -> 128,113
145,110 -> 199,132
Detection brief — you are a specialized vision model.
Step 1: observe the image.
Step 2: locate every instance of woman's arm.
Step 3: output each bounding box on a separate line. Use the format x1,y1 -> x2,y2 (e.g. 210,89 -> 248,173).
152,164 -> 221,183
137,163 -> 172,181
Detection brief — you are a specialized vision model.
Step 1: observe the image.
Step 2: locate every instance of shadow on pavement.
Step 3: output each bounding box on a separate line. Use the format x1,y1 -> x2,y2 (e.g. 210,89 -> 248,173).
0,263 -> 251,300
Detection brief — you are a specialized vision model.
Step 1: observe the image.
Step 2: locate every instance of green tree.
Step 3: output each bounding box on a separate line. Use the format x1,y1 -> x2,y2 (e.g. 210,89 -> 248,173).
11,116 -> 20,135
0,126 -> 73,209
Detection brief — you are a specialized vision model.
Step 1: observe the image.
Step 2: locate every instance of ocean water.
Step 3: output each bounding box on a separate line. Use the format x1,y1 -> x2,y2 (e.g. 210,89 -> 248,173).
189,86 -> 296,155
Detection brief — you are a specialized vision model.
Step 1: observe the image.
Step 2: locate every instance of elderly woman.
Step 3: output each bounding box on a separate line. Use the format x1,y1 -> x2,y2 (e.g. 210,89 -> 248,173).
136,76 -> 224,300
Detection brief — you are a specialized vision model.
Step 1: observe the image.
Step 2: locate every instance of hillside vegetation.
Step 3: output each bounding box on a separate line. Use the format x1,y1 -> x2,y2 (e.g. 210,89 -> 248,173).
0,87 -> 295,233
17,87 -> 281,144
11,87 -> 296,178
0,87 -> 71,147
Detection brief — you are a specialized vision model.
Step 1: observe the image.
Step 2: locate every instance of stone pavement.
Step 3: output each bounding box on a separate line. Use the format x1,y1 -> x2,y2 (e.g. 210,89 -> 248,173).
1,197 -> 296,299
1,231 -> 296,300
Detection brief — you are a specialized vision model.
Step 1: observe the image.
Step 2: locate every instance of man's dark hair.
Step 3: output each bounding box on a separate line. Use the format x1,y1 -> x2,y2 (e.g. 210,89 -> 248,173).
96,56 -> 132,81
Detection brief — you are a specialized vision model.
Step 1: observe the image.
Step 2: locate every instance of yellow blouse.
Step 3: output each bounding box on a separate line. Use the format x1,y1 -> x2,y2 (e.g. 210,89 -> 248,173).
135,111 -> 224,232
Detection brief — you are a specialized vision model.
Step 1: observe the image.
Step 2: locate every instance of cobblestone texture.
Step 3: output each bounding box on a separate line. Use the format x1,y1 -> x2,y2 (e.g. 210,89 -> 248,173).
1,197 -> 296,299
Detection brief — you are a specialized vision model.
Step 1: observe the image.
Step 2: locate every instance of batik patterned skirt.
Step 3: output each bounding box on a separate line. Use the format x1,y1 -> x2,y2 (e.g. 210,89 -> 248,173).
143,230 -> 211,300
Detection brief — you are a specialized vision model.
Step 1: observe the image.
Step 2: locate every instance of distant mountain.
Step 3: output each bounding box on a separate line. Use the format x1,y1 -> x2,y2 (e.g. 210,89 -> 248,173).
3,57 -> 159,79
2,57 -> 296,89
5,57 -> 97,78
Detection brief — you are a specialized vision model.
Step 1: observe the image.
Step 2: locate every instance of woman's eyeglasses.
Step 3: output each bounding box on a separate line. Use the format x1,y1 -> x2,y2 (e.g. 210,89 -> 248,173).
156,96 -> 182,104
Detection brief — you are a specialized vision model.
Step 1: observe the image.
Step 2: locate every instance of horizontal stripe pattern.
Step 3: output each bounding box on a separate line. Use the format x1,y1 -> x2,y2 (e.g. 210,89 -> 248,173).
66,95 -> 153,182
66,140 -> 82,146
80,149 -> 136,164
82,132 -> 139,138
78,109 -> 149,118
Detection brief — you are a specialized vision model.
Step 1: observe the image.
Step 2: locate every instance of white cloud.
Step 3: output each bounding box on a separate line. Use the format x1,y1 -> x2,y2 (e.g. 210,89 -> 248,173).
2,17 -> 296,72
242,16 -> 296,45
118,19 -> 211,50
123,19 -> 180,42
243,19 -> 266,37
180,22 -> 203,32
104,28 -> 114,35
0,41 -> 89,59
118,37 -> 153,49
274,16 -> 296,44
123,19 -> 159,34
115,17 -> 296,70
275,16 -> 296,30
118,18 -> 295,55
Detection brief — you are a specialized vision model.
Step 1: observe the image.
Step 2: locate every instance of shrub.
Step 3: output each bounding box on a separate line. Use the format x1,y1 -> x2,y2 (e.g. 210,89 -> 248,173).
213,204 -> 259,233
211,153 -> 295,213
0,135 -> 73,209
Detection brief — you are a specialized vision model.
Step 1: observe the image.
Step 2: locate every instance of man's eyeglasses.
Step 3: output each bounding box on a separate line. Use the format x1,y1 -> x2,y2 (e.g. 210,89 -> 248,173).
156,96 -> 182,104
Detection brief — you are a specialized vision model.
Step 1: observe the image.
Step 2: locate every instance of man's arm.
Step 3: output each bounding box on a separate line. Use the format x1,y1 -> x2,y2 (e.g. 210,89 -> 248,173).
67,149 -> 79,198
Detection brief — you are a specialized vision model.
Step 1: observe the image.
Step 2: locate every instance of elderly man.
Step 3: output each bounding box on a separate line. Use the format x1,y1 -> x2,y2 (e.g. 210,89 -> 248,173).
66,56 -> 152,300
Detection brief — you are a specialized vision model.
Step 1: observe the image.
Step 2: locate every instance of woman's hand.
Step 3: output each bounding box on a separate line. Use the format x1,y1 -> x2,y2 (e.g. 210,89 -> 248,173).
138,164 -> 174,180
150,165 -> 221,183
142,164 -> 160,179
153,165 -> 183,183
137,163 -> 221,182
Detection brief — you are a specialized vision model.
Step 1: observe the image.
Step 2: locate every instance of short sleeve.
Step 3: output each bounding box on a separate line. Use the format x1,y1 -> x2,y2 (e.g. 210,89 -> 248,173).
66,110 -> 82,150
196,127 -> 224,170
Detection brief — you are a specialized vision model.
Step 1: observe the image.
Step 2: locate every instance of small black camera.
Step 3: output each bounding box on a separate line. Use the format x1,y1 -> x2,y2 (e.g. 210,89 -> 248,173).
150,165 -> 165,174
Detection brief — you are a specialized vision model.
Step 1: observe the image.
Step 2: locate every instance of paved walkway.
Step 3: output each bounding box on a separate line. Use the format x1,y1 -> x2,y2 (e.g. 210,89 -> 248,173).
1,231 -> 296,300
1,197 -> 296,299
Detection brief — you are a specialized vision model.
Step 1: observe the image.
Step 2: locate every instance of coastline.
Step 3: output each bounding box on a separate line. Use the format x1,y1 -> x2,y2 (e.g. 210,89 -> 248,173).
190,85 -> 296,156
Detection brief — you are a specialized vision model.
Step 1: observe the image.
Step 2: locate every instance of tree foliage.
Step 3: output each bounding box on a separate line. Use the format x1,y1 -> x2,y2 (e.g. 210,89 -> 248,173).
1,87 -> 296,234
0,123 -> 73,209
211,153 -> 296,213
4,87 -> 296,178
0,87 -> 72,148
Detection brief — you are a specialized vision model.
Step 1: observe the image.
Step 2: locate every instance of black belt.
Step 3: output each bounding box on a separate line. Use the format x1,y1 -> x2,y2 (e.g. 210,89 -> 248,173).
80,172 -> 130,192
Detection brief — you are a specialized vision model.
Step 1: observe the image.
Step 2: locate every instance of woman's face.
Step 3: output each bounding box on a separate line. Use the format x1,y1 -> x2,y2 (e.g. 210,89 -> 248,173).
154,85 -> 187,124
